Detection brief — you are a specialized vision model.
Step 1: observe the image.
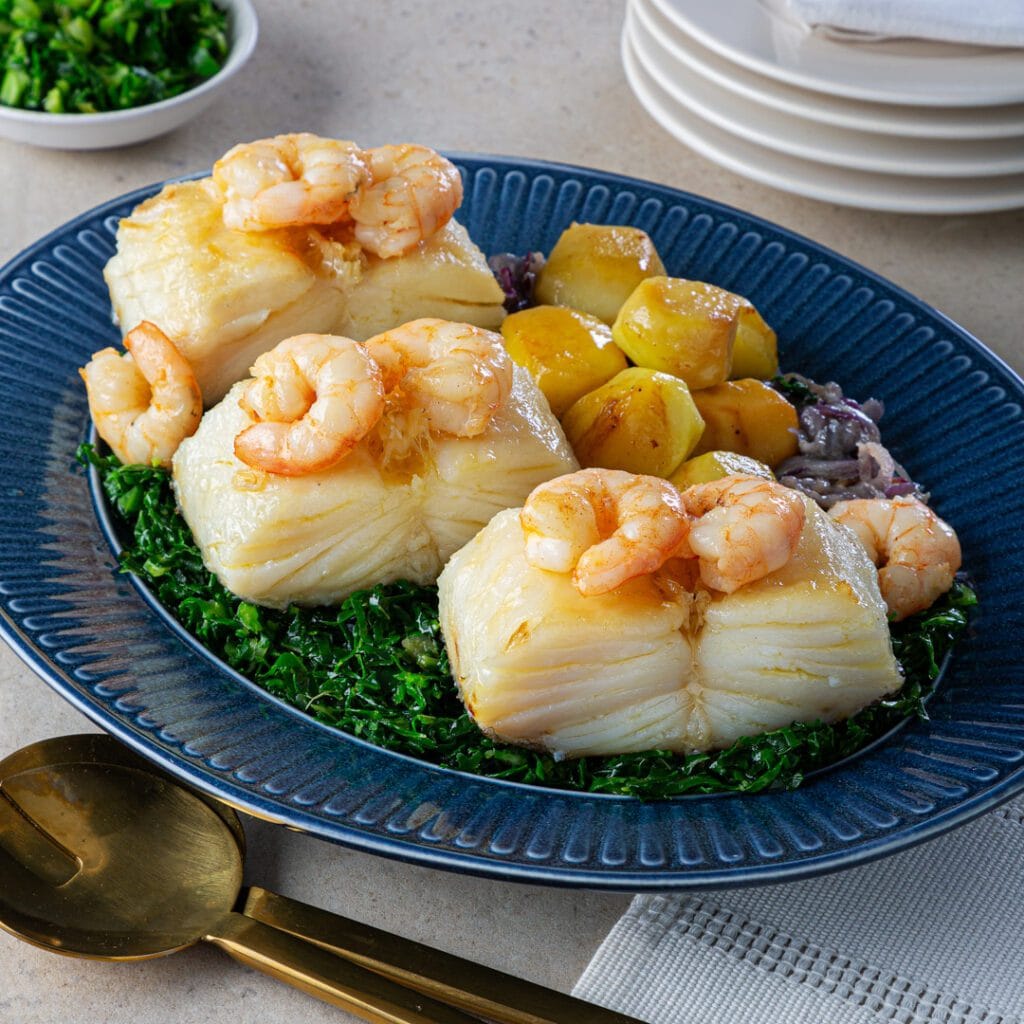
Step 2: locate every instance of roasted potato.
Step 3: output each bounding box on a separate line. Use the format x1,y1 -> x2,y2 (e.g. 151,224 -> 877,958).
611,277 -> 743,390
691,379 -> 799,468
500,305 -> 628,416
535,223 -> 665,325
561,367 -> 705,478
669,450 -> 774,491
730,306 -> 779,380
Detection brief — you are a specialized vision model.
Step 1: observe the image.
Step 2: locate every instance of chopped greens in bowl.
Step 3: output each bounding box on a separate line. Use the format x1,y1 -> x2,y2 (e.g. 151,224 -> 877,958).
0,0 -> 255,148
0,0 -> 230,113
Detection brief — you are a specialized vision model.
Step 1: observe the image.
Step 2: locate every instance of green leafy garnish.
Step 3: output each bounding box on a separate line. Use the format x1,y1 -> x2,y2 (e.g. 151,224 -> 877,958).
0,0 -> 229,114
770,372 -> 817,408
79,443 -> 976,799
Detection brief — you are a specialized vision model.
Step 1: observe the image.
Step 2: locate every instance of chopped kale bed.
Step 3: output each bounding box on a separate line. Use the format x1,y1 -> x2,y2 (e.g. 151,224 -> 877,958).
79,444 -> 976,798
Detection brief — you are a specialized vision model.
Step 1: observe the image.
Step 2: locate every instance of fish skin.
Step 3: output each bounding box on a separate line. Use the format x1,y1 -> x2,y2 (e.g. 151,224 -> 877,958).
104,180 -> 506,405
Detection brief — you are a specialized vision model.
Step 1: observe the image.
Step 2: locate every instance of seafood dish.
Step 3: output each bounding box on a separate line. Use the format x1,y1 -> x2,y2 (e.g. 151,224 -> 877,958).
79,133 -> 969,795
439,472 -> 903,758
103,135 -> 505,403
173,320 -> 577,608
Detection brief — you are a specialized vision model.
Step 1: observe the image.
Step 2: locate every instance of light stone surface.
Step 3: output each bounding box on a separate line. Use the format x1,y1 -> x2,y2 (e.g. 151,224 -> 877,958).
0,1 -> 1022,1021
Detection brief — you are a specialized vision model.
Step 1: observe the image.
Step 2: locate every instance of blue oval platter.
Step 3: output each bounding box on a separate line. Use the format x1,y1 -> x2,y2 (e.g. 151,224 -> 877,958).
1,155 -> 1022,891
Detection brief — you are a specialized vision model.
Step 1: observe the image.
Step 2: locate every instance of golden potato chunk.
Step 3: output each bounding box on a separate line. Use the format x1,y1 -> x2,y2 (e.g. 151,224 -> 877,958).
561,367 -> 705,477
691,379 -> 799,468
730,306 -> 779,380
612,277 -> 744,390
500,305 -> 628,417
670,451 -> 774,490
535,223 -> 665,325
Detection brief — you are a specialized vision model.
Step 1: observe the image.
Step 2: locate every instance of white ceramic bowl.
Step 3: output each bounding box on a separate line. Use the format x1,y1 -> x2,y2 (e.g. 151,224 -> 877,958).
0,0 -> 257,150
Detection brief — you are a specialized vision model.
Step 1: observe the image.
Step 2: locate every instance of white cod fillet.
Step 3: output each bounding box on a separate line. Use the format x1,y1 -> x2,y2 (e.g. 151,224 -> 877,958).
438,498 -> 903,757
172,366 -> 578,609
103,179 -> 505,404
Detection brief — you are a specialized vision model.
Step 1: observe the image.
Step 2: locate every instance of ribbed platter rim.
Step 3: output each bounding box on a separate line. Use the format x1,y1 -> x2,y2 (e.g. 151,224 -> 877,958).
0,153 -> 1020,890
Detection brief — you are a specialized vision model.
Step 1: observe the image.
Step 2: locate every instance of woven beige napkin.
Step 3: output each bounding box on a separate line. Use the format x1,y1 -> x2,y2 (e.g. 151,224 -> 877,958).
574,795 -> 1024,1024
779,0 -> 1024,47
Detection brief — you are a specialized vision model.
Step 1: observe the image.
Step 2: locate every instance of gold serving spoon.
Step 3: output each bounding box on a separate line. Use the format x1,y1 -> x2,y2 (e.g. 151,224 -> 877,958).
0,734 -> 644,1024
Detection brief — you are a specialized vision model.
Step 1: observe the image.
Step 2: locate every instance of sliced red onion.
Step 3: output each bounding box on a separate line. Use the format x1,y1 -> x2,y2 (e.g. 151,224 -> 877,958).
862,398 -> 884,422
776,456 -> 861,481
858,442 -> 895,490
488,252 -> 545,313
774,375 -> 924,510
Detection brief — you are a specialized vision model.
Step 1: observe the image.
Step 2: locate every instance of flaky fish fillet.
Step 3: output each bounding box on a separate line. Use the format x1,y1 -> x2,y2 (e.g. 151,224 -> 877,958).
172,366 -> 578,609
438,498 -> 902,757
104,180 -> 505,404
338,219 -> 507,340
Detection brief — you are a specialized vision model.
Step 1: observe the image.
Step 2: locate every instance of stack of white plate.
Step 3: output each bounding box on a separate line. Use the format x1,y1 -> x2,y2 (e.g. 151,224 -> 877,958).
622,0 -> 1024,213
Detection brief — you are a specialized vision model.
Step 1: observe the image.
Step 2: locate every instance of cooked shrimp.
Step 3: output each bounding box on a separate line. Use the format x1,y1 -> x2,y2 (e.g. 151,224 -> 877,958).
521,468 -> 690,597
213,133 -> 368,231
234,334 -> 385,476
829,496 -> 961,620
80,321 -> 202,468
347,144 -> 462,258
363,318 -> 512,438
678,475 -> 806,594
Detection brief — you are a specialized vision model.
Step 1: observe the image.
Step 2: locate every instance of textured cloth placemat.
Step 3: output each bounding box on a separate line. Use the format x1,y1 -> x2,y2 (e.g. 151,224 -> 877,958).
574,796 -> 1024,1024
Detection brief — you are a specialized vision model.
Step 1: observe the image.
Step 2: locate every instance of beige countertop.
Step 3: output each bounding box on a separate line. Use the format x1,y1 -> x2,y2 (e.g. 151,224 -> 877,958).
1,2 -> 1022,1021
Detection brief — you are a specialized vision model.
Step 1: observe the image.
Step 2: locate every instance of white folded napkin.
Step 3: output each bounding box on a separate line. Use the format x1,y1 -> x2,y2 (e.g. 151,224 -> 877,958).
781,0 -> 1024,47
573,794 -> 1024,1024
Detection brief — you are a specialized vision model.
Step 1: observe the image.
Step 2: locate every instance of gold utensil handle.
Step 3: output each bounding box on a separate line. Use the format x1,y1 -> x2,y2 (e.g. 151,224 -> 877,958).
207,911 -> 480,1024
243,886 -> 647,1024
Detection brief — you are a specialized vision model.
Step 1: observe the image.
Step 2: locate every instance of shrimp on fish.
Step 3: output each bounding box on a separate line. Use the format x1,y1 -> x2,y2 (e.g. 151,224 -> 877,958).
363,318 -> 512,438
520,468 -> 690,597
234,334 -> 385,476
213,133 -> 368,231
829,496 -> 961,620
347,144 -> 463,259
80,321 -> 202,468
678,475 -> 806,594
